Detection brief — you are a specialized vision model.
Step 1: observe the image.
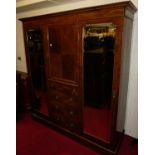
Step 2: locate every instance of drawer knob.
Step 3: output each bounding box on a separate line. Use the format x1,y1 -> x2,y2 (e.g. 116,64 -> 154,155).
55,96 -> 59,99
72,89 -> 77,95
69,111 -> 74,115
55,105 -> 59,109
70,123 -> 74,127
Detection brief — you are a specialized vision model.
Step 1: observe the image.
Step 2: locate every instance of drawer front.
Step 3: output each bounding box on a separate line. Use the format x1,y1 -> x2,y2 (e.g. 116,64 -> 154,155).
49,103 -> 82,132
48,82 -> 82,132
48,81 -> 79,97
48,81 -> 80,108
49,100 -> 82,127
49,90 -> 80,107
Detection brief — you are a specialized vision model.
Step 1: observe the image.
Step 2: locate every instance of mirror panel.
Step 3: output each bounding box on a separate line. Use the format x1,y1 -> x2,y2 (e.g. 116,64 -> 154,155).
27,29 -> 49,116
83,23 -> 116,141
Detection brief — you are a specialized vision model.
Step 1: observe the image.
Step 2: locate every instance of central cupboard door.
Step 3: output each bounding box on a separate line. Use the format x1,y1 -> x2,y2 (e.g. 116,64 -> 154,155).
48,24 -> 79,83
47,23 -> 83,133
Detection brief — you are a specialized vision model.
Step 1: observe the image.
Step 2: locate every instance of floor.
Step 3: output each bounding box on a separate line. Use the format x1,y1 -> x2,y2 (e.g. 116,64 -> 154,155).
16,112 -> 138,155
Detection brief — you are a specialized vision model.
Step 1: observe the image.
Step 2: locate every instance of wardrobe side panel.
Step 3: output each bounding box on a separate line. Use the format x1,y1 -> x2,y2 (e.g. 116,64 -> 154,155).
116,17 -> 133,132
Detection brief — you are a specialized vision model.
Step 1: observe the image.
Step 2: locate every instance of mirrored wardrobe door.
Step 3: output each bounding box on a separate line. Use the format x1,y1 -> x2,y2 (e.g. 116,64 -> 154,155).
83,23 -> 116,142
26,28 -> 49,116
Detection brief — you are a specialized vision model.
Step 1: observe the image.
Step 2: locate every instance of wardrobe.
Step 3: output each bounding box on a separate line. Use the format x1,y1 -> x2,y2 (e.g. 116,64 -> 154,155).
21,1 -> 137,154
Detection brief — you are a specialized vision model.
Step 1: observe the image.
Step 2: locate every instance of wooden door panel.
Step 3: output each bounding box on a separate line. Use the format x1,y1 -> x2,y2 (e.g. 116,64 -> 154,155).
50,54 -> 62,78
48,24 -> 78,83
49,27 -> 61,53
62,54 -> 75,80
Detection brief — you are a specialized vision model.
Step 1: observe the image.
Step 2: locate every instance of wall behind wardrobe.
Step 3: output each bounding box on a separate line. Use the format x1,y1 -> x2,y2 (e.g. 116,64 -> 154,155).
16,0 -> 138,138
16,20 -> 27,72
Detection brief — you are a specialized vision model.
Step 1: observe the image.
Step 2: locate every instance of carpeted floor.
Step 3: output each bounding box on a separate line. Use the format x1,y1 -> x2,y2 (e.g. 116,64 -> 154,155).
16,112 -> 138,155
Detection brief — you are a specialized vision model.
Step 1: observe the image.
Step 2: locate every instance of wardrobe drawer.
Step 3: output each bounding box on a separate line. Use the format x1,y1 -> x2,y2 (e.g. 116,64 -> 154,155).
49,112 -> 66,126
48,81 -> 82,132
49,110 -> 82,132
49,100 -> 81,118
48,81 -> 79,96
64,120 -> 82,132
50,112 -> 81,132
50,91 -> 79,106
49,101 -> 63,113
48,100 -> 82,129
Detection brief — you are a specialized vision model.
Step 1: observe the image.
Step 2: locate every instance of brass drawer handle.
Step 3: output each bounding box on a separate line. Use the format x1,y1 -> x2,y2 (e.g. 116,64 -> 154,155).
72,89 -> 77,95
69,111 -> 74,115
55,105 -> 59,109
55,96 -> 59,100
70,123 -> 74,127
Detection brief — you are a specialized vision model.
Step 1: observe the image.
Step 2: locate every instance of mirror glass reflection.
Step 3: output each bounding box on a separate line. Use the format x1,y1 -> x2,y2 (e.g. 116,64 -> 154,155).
83,23 -> 115,141
27,29 -> 49,116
